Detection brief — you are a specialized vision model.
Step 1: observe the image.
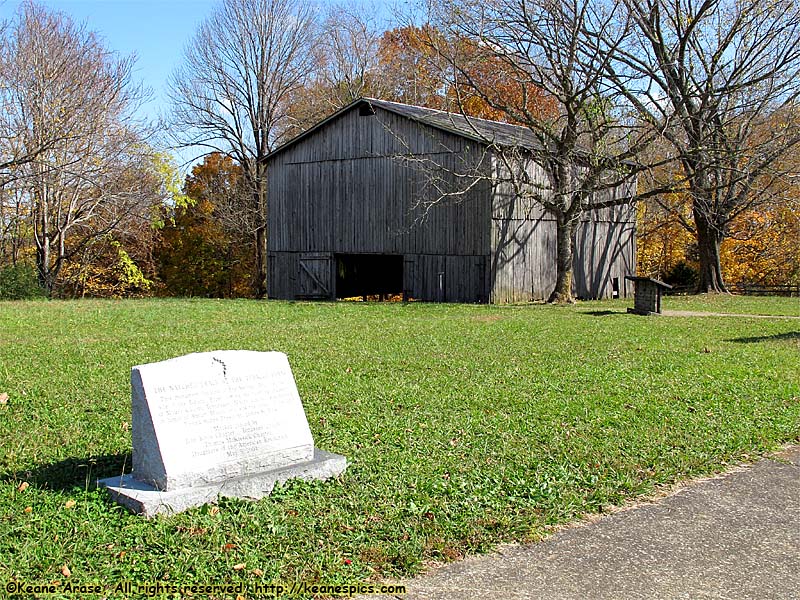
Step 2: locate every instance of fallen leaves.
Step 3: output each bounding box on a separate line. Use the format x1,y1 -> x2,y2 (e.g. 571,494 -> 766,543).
251,568 -> 264,577
23,506 -> 32,514
0,392 -> 8,405
60,565 -> 71,578
17,481 -> 29,492
232,563 -> 246,571
64,499 -> 76,509
175,525 -> 208,536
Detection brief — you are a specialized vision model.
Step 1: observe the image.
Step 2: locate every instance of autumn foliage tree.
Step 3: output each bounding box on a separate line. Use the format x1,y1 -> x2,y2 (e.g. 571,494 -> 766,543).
376,25 -> 450,110
285,19 -> 458,137
284,12 -> 561,138
635,96 -> 800,290
723,206 -> 800,287
156,153 -> 254,297
638,166 -> 800,289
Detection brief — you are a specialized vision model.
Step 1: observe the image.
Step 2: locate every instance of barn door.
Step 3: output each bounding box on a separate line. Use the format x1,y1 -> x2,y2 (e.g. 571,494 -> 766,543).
298,253 -> 333,299
403,255 -> 416,301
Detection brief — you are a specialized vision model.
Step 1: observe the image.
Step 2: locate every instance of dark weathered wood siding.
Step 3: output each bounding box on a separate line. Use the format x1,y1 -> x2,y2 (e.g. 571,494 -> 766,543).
489,156 -> 636,302
267,102 -> 636,303
267,106 -> 492,302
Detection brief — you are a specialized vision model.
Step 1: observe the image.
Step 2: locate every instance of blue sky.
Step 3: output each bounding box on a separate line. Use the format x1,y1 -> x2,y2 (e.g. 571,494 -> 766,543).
0,0 -> 392,125
0,1 -> 221,123
0,0 -> 393,167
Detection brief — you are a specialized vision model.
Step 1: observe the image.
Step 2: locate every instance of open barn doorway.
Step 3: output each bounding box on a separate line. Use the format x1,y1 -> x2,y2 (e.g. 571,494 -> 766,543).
335,254 -> 403,301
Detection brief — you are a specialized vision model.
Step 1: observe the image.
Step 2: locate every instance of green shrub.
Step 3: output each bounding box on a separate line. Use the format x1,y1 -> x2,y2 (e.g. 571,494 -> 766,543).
0,263 -> 46,299
664,260 -> 699,287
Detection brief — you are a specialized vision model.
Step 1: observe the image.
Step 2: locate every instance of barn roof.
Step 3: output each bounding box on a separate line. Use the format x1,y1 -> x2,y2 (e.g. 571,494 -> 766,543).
266,97 -> 541,160
364,98 -> 541,149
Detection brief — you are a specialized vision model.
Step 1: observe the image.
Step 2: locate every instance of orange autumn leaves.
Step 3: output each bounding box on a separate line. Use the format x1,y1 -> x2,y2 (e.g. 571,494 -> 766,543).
15,480 -> 77,586
638,195 -> 800,288
376,26 -> 557,123
720,204 -> 800,287
289,24 -> 557,128
155,153 -> 255,298
447,36 -> 558,124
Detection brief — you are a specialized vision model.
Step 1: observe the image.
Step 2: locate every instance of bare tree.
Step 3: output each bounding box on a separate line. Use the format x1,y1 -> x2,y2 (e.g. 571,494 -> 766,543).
321,2 -> 386,106
169,0 -> 318,298
609,0 -> 800,292
419,0 -> 658,302
0,4 -> 114,177
0,183 -> 29,266
280,1 -> 389,135
2,1 -> 158,295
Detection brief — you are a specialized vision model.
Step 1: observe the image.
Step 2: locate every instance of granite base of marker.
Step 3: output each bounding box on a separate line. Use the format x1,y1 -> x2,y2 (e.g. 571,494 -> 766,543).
99,449 -> 346,517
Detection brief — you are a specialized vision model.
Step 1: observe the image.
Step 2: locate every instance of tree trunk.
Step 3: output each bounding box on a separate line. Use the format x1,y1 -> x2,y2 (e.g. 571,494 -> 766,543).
35,192 -> 55,297
254,225 -> 267,298
252,174 -> 268,299
35,244 -> 56,297
694,209 -> 727,293
548,215 -> 576,304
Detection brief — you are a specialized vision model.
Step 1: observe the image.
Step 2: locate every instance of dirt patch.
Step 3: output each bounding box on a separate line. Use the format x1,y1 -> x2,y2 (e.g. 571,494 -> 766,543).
472,315 -> 505,323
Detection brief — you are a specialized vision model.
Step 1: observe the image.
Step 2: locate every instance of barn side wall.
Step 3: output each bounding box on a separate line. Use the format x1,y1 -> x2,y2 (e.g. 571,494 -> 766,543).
572,205 -> 637,300
490,156 -> 637,302
267,107 -> 492,302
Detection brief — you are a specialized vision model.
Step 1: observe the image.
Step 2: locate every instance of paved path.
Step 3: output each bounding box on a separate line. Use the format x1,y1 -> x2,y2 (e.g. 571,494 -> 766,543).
369,447 -> 800,600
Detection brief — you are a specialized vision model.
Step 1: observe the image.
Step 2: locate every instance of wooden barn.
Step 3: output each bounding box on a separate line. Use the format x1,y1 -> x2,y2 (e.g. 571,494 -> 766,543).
266,98 -> 635,303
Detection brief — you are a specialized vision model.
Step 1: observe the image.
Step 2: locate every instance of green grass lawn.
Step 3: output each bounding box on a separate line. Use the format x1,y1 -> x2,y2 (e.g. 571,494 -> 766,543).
1,297 -> 798,597
582,292 -> 800,316
662,293 -> 800,316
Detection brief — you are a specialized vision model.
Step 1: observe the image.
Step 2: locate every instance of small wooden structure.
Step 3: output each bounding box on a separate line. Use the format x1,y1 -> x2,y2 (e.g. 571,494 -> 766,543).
626,276 -> 672,315
266,98 -> 636,303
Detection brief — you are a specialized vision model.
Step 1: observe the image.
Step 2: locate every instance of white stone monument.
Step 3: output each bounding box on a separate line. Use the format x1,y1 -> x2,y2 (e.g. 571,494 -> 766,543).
99,351 -> 346,516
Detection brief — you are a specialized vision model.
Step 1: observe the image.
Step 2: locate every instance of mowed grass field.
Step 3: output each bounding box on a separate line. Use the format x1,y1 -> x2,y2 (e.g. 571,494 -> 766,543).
0,296 -> 798,596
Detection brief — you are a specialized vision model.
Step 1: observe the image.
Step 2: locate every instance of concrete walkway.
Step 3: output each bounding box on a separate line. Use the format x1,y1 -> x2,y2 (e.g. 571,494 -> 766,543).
370,446 -> 800,600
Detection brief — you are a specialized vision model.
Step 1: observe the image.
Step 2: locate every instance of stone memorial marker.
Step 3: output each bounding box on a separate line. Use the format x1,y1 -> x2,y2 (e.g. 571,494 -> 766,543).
99,350 -> 346,516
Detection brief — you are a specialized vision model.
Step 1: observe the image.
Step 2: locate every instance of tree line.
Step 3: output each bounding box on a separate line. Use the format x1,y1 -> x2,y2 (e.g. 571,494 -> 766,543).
1,0 -> 798,300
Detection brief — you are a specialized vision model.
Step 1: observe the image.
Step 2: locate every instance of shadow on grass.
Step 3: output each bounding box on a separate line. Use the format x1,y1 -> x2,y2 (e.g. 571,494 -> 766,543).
1,453 -> 132,492
581,310 -> 624,317
728,332 -> 800,344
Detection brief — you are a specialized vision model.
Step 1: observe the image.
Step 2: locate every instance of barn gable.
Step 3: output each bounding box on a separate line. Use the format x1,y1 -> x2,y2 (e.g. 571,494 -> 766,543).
267,99 -> 492,302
